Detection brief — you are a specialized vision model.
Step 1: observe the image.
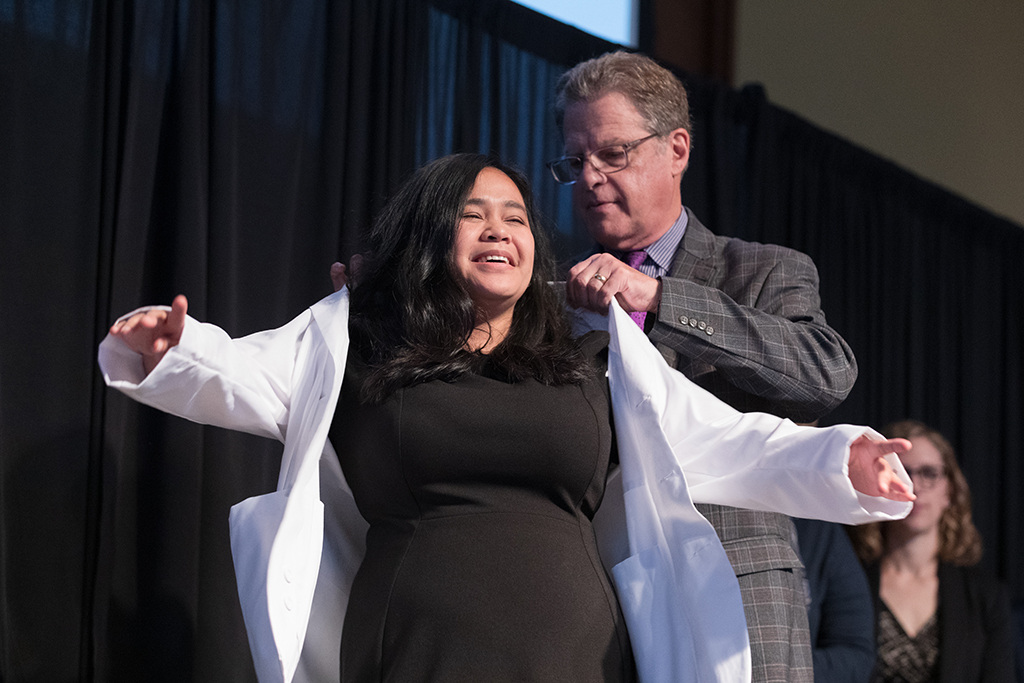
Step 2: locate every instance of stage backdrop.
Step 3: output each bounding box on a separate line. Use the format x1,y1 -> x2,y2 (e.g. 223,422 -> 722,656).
1,1 -> 1021,681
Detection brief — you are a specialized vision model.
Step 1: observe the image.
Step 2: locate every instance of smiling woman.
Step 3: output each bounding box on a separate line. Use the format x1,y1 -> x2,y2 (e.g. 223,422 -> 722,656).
348,153 -> 592,404
452,167 -> 536,352
99,152 -> 916,683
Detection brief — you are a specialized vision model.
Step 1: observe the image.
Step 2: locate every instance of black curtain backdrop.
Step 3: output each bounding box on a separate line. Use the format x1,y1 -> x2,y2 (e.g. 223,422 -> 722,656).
1,1 -> 428,680
1,1 -> 1021,681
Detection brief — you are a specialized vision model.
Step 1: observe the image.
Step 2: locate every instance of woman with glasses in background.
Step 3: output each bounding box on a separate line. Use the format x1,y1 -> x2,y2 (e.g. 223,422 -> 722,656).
849,420 -> 1015,683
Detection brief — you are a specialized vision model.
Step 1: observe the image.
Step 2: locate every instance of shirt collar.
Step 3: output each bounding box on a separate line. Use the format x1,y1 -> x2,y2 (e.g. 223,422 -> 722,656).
612,207 -> 687,274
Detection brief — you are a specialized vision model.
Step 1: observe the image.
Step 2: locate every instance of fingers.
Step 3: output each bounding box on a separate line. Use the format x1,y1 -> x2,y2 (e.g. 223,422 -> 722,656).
848,434 -> 917,502
349,253 -> 364,283
331,254 -> 366,292
330,262 -> 347,292
167,295 -> 188,332
566,255 -> 614,313
109,296 -> 188,356
872,437 -> 915,500
566,254 -> 659,314
876,460 -> 915,502
883,437 -> 915,501
886,475 -> 915,502
158,295 -> 188,352
851,435 -> 912,458
875,437 -> 912,457
110,308 -> 166,338
565,254 -> 601,310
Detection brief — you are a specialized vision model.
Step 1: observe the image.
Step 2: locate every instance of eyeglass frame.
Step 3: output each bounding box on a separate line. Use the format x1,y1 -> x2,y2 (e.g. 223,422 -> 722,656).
546,132 -> 665,185
901,464 -> 947,490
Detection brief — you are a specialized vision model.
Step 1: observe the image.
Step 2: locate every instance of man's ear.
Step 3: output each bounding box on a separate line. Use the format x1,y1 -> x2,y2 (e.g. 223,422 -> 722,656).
669,127 -> 691,176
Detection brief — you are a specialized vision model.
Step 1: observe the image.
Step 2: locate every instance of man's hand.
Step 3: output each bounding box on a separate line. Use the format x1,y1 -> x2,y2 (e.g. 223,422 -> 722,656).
330,262 -> 347,293
109,295 -> 188,375
330,254 -> 364,293
566,253 -> 662,315
847,435 -> 916,502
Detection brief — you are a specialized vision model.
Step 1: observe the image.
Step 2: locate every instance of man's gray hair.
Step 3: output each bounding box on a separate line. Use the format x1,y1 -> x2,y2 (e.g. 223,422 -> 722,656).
554,51 -> 692,137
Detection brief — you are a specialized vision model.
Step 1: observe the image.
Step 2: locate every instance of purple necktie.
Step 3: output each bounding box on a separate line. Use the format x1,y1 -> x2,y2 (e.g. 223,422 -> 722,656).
625,250 -> 647,330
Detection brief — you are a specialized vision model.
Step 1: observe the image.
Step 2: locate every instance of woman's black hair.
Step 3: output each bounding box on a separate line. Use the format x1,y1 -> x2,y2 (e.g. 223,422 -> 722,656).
349,153 -> 591,402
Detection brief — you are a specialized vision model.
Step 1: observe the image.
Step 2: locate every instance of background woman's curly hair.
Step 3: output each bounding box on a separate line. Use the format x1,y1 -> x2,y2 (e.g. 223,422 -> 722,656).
848,419 -> 982,566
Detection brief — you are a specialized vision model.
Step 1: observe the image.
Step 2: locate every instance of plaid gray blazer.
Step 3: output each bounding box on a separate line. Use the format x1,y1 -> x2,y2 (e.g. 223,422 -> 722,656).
651,208 -> 858,682
650,208 -> 857,424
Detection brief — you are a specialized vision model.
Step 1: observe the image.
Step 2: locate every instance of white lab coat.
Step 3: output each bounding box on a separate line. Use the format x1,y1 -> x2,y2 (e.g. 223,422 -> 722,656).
99,289 -> 910,683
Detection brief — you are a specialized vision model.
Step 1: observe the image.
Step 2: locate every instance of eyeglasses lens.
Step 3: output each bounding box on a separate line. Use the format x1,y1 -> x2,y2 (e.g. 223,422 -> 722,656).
903,465 -> 944,489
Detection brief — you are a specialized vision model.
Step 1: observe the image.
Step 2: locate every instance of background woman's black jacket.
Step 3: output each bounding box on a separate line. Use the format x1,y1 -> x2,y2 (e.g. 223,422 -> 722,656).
866,561 -> 1016,682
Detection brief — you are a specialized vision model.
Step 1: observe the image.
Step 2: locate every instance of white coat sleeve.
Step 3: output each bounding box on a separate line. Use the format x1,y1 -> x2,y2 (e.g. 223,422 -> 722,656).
606,301 -> 911,524
98,306 -> 314,442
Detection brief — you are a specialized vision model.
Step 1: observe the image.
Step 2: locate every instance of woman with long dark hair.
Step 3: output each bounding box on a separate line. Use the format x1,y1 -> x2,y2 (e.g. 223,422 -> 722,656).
345,153 -> 590,402
336,154 -> 626,680
100,153 -> 914,683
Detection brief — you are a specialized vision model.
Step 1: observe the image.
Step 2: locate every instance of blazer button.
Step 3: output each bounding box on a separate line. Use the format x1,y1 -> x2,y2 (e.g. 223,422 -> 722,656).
705,326 -> 714,335
697,321 -> 706,330
679,315 -> 689,325
689,319 -> 697,328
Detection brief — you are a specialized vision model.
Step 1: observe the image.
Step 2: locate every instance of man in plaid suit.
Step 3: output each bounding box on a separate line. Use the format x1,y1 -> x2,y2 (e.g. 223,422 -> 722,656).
552,51 -> 858,683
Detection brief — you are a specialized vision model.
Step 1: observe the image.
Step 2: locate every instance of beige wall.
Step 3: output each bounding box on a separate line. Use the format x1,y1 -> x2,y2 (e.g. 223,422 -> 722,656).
734,0 -> 1024,227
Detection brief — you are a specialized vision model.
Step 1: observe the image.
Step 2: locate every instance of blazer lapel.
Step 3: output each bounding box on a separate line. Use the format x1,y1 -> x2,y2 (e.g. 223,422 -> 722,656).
669,208 -> 719,285
602,301 -> 751,683
656,209 -> 720,368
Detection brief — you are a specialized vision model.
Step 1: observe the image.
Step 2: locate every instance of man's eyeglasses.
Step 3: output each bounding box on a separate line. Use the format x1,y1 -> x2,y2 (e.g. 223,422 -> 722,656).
902,464 -> 946,490
546,133 -> 663,185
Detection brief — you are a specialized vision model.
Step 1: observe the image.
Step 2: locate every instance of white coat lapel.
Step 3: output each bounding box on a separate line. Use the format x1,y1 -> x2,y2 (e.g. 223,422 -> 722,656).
230,290 -> 353,683
603,301 -> 752,683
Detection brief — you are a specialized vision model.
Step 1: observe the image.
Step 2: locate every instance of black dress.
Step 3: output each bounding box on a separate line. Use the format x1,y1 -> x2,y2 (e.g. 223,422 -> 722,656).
329,332 -> 636,682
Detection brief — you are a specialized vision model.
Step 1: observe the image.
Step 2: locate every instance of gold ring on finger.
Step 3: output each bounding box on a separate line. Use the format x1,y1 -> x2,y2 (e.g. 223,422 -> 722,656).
593,273 -> 607,283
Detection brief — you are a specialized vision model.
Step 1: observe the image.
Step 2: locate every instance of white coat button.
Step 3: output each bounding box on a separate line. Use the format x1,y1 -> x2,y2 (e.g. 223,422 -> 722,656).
284,594 -> 295,611
705,326 -> 714,335
284,567 -> 294,583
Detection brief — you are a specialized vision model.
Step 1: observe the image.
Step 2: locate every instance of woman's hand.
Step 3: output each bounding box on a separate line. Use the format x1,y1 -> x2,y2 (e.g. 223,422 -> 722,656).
847,434 -> 916,502
109,295 -> 188,375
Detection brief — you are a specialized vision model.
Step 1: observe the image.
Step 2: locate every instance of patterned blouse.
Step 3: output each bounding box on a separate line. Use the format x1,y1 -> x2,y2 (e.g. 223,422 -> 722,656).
872,601 -> 939,683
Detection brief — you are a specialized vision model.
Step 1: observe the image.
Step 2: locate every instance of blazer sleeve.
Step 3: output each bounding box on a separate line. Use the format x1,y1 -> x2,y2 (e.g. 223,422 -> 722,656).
650,240 -> 857,422
98,305 -> 314,442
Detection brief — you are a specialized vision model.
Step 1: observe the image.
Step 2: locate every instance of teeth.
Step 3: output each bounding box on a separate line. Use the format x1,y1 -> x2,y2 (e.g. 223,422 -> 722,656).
484,255 -> 509,264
